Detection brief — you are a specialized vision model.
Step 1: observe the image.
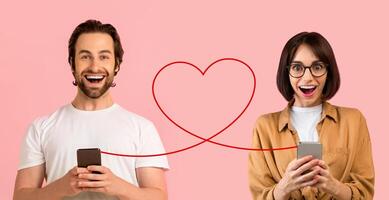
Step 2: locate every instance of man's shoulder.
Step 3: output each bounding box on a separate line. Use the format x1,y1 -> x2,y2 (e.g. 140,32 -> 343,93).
30,105 -> 69,130
114,104 -> 154,126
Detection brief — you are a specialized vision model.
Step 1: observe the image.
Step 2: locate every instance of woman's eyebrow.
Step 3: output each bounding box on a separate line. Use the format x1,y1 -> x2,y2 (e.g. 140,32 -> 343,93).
291,60 -> 321,64
290,60 -> 303,64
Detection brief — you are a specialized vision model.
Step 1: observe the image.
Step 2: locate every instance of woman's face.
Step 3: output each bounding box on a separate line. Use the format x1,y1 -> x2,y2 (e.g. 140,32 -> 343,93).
289,44 -> 327,107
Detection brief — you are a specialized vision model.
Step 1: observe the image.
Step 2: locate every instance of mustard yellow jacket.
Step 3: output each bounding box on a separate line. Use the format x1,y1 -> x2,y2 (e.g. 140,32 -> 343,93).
248,102 -> 374,200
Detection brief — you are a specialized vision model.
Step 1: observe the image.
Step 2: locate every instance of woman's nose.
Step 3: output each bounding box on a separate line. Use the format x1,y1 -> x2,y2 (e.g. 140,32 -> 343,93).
301,68 -> 314,80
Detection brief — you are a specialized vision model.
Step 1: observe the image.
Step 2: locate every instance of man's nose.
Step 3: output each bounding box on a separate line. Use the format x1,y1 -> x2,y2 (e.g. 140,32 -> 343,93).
89,57 -> 100,70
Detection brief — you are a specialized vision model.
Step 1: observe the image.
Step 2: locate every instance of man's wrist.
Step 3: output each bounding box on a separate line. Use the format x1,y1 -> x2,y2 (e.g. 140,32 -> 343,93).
52,179 -> 71,198
38,180 -> 68,200
115,178 -> 134,200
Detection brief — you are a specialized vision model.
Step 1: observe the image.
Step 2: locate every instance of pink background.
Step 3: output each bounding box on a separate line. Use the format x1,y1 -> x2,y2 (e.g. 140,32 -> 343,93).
1,0 -> 388,199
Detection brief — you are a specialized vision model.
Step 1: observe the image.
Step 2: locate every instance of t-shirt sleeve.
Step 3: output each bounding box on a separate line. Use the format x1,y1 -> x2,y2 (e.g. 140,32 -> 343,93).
135,121 -> 169,170
18,119 -> 46,170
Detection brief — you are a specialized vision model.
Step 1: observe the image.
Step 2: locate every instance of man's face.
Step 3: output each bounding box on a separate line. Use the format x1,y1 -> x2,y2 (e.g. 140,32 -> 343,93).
73,32 -> 116,99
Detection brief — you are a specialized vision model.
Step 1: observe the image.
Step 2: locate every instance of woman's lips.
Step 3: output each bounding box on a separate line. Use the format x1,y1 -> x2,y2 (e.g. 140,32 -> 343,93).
299,85 -> 317,97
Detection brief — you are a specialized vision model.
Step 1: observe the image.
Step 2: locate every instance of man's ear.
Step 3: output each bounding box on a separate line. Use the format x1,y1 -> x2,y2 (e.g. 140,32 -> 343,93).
114,58 -> 120,76
69,57 -> 75,72
114,65 -> 120,76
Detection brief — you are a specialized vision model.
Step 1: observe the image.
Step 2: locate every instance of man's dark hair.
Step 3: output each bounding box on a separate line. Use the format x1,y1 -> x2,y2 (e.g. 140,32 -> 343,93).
68,19 -> 124,75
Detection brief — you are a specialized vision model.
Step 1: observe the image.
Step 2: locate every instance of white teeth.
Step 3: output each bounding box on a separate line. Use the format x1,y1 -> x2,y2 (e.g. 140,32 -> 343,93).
299,85 -> 316,89
86,75 -> 104,79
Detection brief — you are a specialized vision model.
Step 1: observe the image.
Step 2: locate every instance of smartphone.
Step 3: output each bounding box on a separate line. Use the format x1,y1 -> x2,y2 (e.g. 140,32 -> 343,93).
77,148 -> 101,168
297,142 -> 322,159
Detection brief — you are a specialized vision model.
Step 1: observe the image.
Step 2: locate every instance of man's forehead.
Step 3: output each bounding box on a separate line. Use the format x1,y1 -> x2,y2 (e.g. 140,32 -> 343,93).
75,32 -> 114,52
78,49 -> 113,55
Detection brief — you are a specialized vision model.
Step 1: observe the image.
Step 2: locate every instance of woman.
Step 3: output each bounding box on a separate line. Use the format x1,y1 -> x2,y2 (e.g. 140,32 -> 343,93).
248,32 -> 374,200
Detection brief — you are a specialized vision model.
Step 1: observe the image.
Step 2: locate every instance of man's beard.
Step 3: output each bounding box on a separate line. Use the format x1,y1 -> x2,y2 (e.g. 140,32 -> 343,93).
76,71 -> 114,99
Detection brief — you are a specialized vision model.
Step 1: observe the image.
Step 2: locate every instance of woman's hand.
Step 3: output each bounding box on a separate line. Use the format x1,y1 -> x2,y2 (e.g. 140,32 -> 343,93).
273,156 -> 320,200
313,160 -> 351,200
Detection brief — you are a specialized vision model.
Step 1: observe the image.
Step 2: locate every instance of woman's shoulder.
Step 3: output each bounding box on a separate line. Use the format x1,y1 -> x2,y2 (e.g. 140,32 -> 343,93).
254,109 -> 286,129
326,102 -> 366,122
256,111 -> 283,122
330,103 -> 364,115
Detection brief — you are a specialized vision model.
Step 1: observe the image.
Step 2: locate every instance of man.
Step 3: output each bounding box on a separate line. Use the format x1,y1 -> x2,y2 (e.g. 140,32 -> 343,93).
13,19 -> 169,200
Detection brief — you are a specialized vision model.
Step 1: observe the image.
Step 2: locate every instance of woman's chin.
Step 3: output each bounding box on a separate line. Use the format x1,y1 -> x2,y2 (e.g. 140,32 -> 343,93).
294,94 -> 322,107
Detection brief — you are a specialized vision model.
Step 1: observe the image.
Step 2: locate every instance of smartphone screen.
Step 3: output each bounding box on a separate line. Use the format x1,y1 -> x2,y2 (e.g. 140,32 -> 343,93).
297,142 -> 322,159
77,148 -> 101,168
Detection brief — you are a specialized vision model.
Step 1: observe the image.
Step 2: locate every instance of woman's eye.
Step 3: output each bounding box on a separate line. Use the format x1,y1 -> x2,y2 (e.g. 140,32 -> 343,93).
313,64 -> 324,70
292,64 -> 303,71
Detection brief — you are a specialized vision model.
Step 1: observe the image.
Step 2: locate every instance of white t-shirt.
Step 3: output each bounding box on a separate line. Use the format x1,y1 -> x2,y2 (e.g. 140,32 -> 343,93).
290,104 -> 322,142
18,103 -> 169,200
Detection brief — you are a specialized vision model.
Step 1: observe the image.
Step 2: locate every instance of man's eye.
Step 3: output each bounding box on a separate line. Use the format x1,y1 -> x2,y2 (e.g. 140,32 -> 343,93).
100,55 -> 110,60
81,55 -> 91,59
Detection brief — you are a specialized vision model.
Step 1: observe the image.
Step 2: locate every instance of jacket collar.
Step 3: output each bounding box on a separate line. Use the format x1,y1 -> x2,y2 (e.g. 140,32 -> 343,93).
278,100 -> 338,132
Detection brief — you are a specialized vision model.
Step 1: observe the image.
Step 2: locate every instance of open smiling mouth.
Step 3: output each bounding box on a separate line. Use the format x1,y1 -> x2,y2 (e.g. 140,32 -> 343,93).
85,75 -> 105,83
299,85 -> 317,95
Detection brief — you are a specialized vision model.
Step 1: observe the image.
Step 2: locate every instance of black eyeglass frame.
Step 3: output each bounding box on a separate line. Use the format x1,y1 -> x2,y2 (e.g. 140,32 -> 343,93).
287,61 -> 328,78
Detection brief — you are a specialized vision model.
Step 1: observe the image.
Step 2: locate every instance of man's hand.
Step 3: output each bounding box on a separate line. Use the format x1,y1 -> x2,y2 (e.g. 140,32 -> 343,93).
56,166 -> 90,197
77,165 -> 127,196
77,165 -> 168,200
13,165 -> 90,200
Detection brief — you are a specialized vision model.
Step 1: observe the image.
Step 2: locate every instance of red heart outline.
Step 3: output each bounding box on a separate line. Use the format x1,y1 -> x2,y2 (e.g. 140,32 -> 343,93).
152,58 -> 256,149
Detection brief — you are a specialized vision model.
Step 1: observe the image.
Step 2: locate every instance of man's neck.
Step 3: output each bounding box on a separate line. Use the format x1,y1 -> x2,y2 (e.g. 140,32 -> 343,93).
71,91 -> 114,111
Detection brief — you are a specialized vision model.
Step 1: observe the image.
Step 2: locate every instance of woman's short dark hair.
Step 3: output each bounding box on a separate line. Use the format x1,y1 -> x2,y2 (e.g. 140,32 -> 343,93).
276,32 -> 340,101
68,19 -> 124,75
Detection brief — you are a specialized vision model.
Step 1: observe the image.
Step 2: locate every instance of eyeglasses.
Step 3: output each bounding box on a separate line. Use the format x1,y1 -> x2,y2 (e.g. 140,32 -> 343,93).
287,61 -> 328,78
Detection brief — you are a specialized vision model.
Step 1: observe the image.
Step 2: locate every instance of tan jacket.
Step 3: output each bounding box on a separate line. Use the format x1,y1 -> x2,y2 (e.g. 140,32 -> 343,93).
248,102 -> 374,200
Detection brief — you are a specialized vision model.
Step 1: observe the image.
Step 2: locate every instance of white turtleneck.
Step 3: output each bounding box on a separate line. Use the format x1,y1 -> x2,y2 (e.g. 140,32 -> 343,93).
290,104 -> 322,142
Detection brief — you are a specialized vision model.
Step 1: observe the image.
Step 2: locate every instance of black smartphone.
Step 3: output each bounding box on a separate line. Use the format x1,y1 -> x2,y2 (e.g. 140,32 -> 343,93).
297,142 -> 322,159
77,148 -> 101,169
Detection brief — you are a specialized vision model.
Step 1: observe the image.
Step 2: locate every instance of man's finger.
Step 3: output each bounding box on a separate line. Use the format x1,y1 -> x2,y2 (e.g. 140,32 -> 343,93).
82,187 -> 105,193
78,173 -> 107,181
77,167 -> 90,174
78,180 -> 108,188
87,165 -> 107,173
70,167 -> 79,175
